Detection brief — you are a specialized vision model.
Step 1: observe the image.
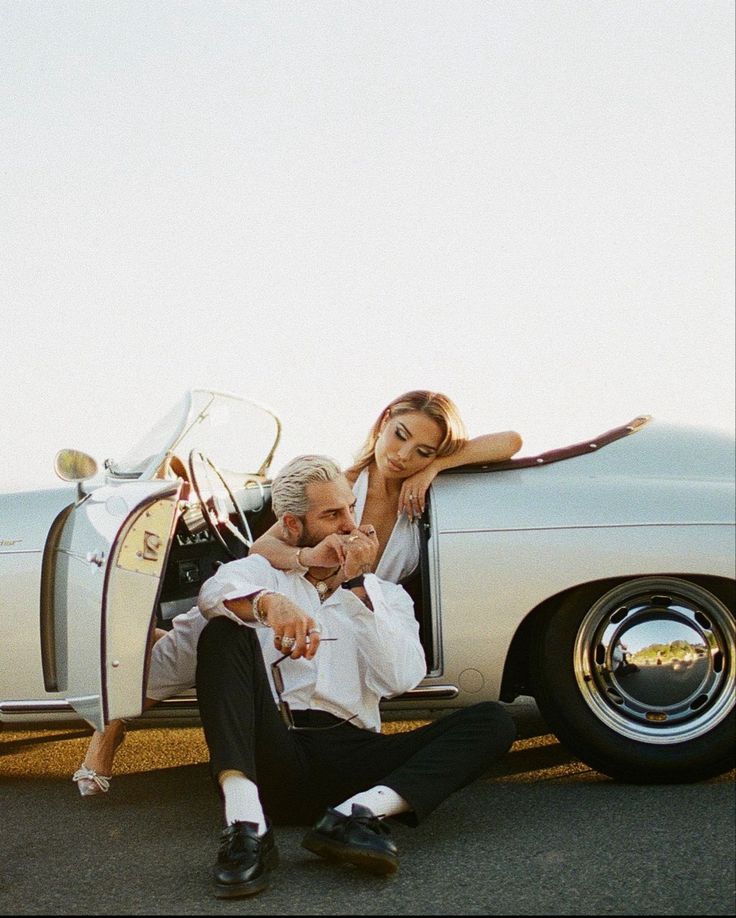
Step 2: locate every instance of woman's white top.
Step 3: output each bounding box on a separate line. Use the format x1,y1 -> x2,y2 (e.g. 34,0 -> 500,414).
352,467 -> 420,584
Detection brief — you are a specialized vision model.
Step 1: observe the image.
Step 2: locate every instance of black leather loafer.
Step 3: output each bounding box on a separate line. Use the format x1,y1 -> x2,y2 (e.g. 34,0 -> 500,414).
213,821 -> 279,898
301,804 -> 398,875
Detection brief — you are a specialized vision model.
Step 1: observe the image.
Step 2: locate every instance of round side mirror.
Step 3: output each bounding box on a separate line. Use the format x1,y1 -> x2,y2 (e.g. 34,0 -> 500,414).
54,449 -> 98,482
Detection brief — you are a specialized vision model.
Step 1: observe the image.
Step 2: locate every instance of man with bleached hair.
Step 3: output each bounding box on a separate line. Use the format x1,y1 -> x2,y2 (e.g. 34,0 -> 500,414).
196,454 -> 516,898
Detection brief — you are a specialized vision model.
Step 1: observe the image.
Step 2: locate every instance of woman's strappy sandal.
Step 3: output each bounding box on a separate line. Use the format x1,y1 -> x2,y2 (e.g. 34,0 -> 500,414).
72,765 -> 114,795
72,722 -> 126,797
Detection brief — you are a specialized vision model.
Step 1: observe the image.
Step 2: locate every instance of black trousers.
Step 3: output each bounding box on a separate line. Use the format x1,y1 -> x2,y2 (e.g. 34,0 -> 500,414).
195,617 -> 516,826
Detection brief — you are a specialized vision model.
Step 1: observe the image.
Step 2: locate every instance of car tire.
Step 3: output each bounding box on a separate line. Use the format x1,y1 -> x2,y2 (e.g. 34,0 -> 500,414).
531,577 -> 735,782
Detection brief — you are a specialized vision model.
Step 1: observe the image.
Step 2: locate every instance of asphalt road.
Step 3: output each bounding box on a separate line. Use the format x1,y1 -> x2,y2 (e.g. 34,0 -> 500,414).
1,700 -> 734,916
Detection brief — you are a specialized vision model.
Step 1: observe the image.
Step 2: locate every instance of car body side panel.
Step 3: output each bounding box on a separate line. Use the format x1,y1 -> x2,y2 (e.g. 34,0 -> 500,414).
0,487 -> 77,553
0,489 -> 77,704
426,422 -> 734,706
435,472 -> 732,533
0,552 -> 50,701
433,522 -> 735,702
434,421 -> 734,533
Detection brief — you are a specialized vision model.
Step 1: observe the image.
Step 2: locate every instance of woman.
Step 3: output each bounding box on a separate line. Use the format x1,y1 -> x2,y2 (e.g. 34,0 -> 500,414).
249,390 -> 522,584
73,390 -> 521,795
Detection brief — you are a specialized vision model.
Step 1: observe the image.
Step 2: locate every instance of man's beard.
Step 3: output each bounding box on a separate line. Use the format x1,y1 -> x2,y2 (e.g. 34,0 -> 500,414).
298,521 -> 321,549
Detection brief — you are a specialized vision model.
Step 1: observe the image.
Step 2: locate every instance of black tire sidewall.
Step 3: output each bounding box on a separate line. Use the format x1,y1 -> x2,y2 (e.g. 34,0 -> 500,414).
531,582 -> 736,782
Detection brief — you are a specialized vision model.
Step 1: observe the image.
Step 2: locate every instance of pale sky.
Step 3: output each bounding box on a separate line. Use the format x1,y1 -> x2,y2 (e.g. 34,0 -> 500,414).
2,0 -> 734,492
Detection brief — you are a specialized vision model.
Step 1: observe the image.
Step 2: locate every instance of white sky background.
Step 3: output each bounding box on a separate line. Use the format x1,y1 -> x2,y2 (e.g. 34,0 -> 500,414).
1,0 -> 734,492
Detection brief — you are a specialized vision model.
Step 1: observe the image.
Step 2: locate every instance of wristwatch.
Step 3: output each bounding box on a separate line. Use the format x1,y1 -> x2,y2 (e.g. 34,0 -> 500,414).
343,574 -> 365,590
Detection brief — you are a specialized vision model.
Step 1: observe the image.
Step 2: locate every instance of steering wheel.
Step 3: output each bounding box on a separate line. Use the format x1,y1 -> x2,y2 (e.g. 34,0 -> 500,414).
188,449 -> 253,558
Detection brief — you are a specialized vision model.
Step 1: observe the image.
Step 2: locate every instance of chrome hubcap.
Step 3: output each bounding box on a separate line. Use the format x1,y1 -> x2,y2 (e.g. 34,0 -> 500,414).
575,578 -> 735,744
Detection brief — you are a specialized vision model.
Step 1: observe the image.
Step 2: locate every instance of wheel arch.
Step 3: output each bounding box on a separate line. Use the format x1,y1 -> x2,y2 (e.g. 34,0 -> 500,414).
499,572 -> 735,703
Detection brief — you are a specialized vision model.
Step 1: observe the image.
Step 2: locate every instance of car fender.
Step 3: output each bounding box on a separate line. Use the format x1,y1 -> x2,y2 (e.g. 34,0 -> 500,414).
432,521 -> 734,702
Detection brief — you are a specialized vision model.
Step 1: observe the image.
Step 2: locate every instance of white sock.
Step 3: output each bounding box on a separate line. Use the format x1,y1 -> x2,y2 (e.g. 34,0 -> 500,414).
335,785 -> 410,819
219,770 -> 267,834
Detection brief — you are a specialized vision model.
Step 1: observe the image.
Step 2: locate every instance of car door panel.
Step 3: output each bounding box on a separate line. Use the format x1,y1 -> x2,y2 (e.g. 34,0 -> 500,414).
53,481 -> 181,731
103,493 -> 181,721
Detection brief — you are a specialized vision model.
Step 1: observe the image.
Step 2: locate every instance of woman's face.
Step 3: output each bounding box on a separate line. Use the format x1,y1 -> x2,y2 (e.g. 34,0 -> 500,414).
374,410 -> 444,479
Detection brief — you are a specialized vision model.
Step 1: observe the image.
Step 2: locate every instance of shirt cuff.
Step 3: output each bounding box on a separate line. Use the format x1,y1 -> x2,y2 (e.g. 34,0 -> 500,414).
200,583 -> 271,627
343,573 -> 385,615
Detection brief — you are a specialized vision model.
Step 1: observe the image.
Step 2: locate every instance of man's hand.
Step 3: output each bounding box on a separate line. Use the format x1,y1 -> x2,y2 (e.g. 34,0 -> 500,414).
342,525 -> 379,580
254,593 -> 321,659
223,590 -> 321,657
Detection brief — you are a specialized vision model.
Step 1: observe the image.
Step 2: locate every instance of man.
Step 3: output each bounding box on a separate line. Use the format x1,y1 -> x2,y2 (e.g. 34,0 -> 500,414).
195,455 -> 516,898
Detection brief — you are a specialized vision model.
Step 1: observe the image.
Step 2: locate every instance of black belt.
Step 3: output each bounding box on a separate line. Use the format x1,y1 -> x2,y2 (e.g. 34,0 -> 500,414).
290,709 -> 347,728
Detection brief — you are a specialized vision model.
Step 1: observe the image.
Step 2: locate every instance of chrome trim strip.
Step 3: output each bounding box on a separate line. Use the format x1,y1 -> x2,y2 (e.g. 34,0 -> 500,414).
2,684 -> 460,718
438,522 -> 734,535
392,685 -> 459,701
1,700 -> 75,714
156,696 -> 199,708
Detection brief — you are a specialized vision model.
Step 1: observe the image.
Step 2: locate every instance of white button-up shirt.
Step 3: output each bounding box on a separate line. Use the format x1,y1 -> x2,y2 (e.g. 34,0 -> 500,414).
197,554 -> 427,732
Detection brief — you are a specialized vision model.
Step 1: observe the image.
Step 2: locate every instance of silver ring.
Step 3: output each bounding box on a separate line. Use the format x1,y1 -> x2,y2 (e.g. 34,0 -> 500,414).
408,493 -> 416,500
281,636 -> 296,650
307,627 -> 321,636
348,534 -> 360,542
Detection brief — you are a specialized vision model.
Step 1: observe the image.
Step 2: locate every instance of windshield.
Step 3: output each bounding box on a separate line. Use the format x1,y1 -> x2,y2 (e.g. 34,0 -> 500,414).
108,390 -> 281,480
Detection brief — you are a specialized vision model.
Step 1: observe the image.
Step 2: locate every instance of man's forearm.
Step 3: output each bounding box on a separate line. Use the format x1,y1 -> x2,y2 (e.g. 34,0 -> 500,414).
197,558 -> 275,623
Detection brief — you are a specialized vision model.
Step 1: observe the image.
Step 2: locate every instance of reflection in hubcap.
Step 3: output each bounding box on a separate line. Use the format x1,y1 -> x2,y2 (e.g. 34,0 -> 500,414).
575,579 -> 735,745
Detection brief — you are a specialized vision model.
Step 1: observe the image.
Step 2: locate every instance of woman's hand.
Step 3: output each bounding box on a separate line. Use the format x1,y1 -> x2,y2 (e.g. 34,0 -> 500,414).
398,467 -> 437,520
298,533 -> 347,569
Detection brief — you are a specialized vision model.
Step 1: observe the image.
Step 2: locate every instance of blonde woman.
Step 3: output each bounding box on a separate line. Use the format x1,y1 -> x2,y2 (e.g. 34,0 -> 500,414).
73,390 -> 521,795
249,390 -> 522,583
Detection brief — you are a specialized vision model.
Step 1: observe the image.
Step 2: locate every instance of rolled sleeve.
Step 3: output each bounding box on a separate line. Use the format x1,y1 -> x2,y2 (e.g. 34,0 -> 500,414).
197,555 -> 280,627
347,574 -> 427,698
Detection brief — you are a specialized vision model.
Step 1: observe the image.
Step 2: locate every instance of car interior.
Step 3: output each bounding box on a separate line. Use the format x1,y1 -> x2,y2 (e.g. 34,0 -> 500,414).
153,469 -> 437,672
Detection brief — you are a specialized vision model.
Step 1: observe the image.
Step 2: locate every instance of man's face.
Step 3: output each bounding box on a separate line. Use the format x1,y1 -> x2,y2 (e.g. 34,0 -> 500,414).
298,475 -> 358,547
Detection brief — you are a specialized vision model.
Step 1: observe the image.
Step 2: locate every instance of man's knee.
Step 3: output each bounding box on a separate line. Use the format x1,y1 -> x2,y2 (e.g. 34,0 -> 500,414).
197,617 -> 259,666
465,701 -> 517,754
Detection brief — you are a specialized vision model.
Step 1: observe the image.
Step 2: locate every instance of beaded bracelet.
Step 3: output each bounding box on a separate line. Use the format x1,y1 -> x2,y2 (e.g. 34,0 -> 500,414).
252,590 -> 276,624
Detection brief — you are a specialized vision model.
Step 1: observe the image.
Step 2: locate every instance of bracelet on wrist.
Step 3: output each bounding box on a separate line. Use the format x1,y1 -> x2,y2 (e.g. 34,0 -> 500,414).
252,590 -> 276,624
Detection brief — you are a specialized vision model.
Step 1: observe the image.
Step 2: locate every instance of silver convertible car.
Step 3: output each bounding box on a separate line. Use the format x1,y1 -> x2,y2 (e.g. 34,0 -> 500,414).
1,389 -> 734,782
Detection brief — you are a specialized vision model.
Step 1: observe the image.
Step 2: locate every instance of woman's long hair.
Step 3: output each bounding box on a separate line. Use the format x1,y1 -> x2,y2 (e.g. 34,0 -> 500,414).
349,390 -> 468,476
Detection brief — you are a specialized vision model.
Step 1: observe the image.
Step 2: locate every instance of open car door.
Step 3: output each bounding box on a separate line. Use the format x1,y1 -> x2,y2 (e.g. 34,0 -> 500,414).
44,480 -> 182,731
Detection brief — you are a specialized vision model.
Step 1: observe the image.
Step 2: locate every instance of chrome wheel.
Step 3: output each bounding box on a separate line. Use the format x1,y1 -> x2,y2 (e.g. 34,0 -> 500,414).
575,578 -> 735,745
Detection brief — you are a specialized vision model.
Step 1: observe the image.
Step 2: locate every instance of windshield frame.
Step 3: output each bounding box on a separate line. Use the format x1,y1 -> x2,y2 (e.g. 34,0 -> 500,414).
105,389 -> 282,481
